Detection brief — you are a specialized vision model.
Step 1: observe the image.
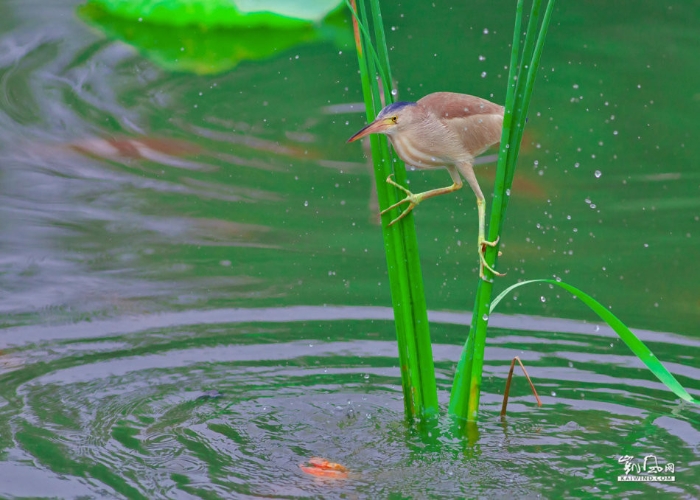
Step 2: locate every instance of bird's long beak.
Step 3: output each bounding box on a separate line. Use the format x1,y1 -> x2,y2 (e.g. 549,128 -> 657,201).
346,118 -> 394,143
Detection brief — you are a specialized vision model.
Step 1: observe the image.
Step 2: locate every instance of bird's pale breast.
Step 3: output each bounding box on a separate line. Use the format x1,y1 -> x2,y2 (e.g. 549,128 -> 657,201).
388,130 -> 450,170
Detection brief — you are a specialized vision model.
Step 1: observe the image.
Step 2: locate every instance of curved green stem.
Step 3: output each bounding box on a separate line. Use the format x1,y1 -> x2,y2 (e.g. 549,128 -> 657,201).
491,280 -> 700,405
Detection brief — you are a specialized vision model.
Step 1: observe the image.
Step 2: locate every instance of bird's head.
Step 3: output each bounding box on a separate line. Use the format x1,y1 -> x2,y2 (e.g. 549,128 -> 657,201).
346,101 -> 417,143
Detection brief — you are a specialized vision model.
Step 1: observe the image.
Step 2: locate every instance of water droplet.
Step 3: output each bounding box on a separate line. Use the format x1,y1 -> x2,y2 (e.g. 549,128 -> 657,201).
304,200 -> 309,207
551,391 -> 557,397
478,55 -> 486,61
505,189 -> 511,196
483,28 -> 489,34
482,314 -> 489,321
594,170 -> 602,178
480,71 -> 487,78
391,89 -> 398,96
540,296 -> 546,303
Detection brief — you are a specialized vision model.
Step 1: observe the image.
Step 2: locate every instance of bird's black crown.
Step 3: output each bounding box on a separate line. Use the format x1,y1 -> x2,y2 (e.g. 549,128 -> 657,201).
379,101 -> 416,117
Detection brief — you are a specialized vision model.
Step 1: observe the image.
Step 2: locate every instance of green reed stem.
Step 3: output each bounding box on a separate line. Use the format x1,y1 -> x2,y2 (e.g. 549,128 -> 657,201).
348,0 -> 438,419
345,0 -> 390,88
449,0 -> 555,421
369,0 -> 393,87
448,0 -> 524,420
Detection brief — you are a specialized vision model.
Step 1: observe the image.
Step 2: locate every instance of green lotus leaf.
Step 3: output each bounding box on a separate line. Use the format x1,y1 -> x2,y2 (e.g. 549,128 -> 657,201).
78,3 -> 351,74
82,0 -> 344,28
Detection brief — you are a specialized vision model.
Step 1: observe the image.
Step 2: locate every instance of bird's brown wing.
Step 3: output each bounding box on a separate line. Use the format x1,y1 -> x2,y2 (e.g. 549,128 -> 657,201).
417,92 -> 503,120
418,93 -> 504,158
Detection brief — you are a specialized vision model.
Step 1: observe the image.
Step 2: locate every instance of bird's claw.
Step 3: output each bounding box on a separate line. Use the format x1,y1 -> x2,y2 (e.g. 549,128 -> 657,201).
380,175 -> 422,226
480,235 -> 500,252
478,236 -> 505,279
383,201 -> 417,226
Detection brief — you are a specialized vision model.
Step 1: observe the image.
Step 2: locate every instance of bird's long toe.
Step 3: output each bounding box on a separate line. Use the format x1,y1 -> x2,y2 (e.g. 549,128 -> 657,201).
479,253 -> 504,279
478,238 -> 505,279
479,235 -> 500,252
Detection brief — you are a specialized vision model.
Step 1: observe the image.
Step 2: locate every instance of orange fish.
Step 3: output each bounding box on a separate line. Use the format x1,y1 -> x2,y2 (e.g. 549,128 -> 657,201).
299,457 -> 349,479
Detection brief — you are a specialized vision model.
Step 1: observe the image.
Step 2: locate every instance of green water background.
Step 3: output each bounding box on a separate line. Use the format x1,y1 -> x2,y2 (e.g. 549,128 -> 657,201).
0,0 -> 698,498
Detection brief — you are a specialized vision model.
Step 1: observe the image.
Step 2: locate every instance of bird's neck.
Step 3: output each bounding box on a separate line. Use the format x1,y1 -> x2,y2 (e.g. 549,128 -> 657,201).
387,131 -> 443,169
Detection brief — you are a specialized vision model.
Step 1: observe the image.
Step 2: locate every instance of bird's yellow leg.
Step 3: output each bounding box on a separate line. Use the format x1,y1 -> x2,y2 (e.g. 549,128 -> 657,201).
477,198 -> 505,279
457,161 -> 505,279
381,174 -> 462,227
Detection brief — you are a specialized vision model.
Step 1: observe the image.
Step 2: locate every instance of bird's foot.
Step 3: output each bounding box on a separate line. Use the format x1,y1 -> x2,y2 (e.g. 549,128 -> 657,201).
478,236 -> 505,279
380,175 -> 423,226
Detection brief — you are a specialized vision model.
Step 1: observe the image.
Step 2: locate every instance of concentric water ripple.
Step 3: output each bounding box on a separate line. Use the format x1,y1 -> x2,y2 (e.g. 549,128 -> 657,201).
1,309 -> 698,498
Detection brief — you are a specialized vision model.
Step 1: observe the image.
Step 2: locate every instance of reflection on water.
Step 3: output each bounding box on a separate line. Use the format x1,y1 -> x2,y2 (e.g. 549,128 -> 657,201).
0,0 -> 699,498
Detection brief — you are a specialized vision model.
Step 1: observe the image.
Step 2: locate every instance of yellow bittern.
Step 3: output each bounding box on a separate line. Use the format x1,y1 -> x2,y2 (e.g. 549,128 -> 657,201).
347,91 -> 505,278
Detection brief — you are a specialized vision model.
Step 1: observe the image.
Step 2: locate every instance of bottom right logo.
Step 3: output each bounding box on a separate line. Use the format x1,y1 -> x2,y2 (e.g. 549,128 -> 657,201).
617,454 -> 676,482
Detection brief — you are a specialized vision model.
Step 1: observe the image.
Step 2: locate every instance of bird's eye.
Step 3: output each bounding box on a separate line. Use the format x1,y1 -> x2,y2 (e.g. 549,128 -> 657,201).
391,116 -> 398,123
